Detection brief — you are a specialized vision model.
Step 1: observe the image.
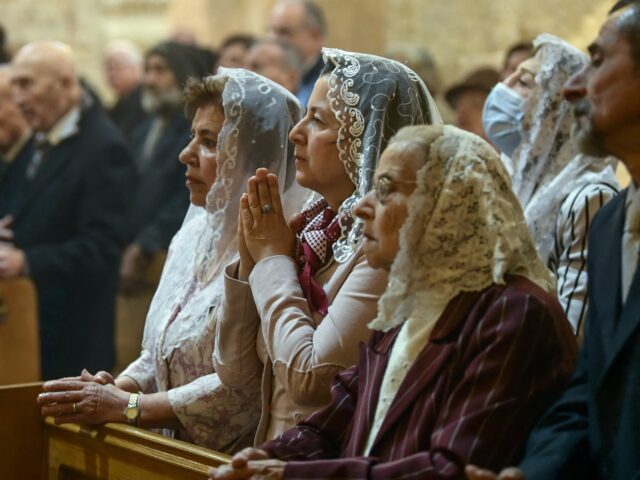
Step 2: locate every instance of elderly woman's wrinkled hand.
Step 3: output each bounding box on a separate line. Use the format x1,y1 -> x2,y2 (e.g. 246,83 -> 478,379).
209,448 -> 284,480
465,465 -> 525,480
239,168 -> 296,265
37,378 -> 129,425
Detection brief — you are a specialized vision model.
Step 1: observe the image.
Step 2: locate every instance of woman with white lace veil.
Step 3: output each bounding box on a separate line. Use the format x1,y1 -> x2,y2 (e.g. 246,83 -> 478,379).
213,48 -> 441,446
483,33 -> 619,336
211,125 -> 578,480
37,69 -> 305,452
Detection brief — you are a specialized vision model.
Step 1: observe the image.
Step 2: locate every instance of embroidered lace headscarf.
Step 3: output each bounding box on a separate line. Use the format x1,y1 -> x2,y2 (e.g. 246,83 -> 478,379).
369,125 -> 555,331
139,68 -> 305,382
510,34 -> 618,262
319,47 -> 442,264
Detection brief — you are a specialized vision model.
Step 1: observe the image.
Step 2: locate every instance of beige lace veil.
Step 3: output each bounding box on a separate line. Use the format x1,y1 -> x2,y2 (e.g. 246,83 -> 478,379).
370,125 -> 556,331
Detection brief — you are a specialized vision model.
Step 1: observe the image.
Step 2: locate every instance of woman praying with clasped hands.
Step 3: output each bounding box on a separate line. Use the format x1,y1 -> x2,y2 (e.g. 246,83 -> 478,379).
212,48 -> 441,447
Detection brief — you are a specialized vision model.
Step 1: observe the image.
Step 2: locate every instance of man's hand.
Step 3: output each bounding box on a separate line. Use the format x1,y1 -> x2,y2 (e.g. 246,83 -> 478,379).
120,243 -> 152,294
209,448 -> 285,480
465,465 -> 525,480
0,215 -> 14,242
0,244 -> 25,278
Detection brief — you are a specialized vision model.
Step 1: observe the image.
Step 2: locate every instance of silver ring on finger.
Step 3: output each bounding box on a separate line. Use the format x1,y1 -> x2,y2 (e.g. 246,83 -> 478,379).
260,203 -> 274,214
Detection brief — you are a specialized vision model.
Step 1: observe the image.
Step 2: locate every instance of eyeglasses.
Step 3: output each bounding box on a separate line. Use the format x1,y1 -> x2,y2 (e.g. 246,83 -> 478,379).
371,176 -> 417,203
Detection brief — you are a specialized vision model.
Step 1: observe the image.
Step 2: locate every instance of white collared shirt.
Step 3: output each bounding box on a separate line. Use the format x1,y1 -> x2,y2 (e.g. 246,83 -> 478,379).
37,105 -> 81,148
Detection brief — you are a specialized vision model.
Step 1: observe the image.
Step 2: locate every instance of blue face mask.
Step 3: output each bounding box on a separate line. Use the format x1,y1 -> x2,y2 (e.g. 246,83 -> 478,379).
482,82 -> 525,157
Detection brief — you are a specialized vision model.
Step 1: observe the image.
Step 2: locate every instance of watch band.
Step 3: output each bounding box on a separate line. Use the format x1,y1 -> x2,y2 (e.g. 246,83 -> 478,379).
123,392 -> 140,426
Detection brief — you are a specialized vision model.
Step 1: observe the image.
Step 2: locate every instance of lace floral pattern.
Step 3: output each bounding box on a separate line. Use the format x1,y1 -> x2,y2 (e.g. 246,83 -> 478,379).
321,48 -> 442,263
370,126 -> 555,331
510,34 -> 618,262
120,69 -> 306,450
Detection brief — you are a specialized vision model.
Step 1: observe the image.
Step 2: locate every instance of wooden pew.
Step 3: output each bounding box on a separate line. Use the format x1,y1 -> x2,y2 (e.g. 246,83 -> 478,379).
0,382 -> 45,480
0,383 -> 230,479
0,278 -> 40,384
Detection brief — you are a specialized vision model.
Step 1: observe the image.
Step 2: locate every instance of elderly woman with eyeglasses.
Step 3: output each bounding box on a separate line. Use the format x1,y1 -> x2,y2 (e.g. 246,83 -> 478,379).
211,125 -> 578,480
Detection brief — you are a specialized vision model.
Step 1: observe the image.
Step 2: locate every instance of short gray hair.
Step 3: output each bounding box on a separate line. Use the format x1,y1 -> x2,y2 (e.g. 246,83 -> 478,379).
301,0 -> 327,36
255,38 -> 304,75
279,0 -> 327,36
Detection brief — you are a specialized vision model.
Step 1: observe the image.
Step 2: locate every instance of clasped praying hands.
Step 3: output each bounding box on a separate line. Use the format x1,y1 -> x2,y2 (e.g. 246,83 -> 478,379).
237,168 -> 298,280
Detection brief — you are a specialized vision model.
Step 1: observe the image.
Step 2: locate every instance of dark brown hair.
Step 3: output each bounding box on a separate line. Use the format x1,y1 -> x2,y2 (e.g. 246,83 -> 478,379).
183,76 -> 226,120
610,0 -> 640,67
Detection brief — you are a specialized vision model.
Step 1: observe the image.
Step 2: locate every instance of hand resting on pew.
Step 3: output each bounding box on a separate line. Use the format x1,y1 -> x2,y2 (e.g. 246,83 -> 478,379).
209,447 -> 284,480
465,465 -> 526,480
37,368 -> 182,429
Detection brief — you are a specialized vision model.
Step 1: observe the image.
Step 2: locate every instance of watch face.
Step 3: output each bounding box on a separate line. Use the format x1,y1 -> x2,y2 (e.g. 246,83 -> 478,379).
125,408 -> 139,420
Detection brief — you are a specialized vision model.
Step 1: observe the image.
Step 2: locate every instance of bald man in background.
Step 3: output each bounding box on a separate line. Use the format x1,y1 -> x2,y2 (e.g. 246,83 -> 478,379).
0,41 -> 135,379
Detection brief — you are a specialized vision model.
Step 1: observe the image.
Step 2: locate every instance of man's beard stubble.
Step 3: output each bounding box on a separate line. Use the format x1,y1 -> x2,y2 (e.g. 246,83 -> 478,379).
141,85 -> 183,116
570,98 -> 609,157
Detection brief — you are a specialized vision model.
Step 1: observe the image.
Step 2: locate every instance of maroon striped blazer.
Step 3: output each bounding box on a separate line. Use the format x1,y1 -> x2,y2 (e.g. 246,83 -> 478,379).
260,275 -> 578,479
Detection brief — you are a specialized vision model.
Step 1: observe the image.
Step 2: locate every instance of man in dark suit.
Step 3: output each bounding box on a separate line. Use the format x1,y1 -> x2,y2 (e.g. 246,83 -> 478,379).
466,2 -> 640,479
119,41 -> 207,292
0,41 -> 135,379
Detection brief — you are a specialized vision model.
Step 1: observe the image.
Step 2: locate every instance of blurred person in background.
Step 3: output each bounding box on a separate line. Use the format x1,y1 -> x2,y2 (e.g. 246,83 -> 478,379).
500,40 -> 533,81
0,65 -> 31,187
268,0 -> 326,106
103,40 -> 148,143
245,38 -> 303,94
1,41 -> 135,379
121,40 -> 209,293
385,44 -> 449,121
217,34 -> 256,69
445,67 -> 499,142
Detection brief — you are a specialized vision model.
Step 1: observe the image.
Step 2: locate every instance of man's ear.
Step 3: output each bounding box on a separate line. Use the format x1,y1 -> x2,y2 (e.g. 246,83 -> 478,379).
58,73 -> 75,91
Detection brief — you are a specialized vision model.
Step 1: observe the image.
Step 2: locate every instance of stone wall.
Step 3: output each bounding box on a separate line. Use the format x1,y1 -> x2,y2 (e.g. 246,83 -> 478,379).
0,0 -> 615,101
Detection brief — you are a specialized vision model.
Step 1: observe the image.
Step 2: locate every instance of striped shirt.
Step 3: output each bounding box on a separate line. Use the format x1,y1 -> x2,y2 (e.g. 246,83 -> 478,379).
549,182 -> 618,338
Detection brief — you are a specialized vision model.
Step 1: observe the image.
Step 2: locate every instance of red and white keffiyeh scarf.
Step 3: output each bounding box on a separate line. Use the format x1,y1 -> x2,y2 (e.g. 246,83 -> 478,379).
295,199 -> 344,315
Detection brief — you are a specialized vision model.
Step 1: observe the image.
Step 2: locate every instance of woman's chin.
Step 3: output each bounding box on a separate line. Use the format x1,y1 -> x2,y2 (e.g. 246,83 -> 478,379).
189,193 -> 206,208
295,171 -> 313,190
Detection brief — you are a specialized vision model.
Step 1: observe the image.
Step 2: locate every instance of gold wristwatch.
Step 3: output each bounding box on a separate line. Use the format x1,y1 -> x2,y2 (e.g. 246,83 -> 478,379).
123,393 -> 140,426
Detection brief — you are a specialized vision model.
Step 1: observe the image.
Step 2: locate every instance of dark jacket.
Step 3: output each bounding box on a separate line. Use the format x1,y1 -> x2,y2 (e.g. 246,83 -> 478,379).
108,85 -> 149,145
0,102 -> 136,379
128,111 -> 190,253
0,138 -> 33,202
520,190 -> 640,480
261,276 -> 577,479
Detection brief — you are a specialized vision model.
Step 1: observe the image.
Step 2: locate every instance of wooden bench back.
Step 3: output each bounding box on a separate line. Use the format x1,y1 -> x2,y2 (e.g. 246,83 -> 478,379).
0,278 -> 40,384
0,382 -> 45,479
0,383 -> 230,479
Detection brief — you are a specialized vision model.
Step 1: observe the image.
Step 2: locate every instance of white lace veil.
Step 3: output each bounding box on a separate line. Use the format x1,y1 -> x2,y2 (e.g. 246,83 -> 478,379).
141,68 -> 305,355
510,34 -> 618,262
320,48 -> 443,263
369,125 -> 555,331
